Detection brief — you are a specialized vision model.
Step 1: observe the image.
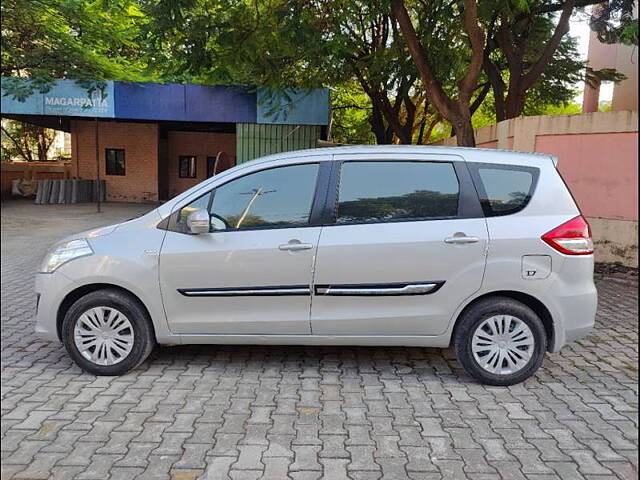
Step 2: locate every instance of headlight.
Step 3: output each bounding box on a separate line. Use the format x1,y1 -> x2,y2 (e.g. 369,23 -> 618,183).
40,239 -> 93,273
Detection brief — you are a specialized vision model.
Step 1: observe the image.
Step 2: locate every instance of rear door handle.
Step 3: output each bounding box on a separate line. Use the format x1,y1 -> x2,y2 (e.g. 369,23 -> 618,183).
279,241 -> 313,251
444,235 -> 480,244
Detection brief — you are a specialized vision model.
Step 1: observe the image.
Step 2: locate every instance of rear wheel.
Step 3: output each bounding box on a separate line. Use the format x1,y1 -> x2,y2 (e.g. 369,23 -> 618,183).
454,297 -> 547,386
61,289 -> 155,375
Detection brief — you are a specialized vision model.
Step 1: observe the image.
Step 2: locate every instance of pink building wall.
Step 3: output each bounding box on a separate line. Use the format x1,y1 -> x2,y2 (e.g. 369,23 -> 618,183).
535,132 -> 638,222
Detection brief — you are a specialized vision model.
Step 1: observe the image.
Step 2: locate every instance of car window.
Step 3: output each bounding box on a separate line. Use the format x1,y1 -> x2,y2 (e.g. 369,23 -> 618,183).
336,161 -> 459,224
473,165 -> 538,216
175,163 -> 320,232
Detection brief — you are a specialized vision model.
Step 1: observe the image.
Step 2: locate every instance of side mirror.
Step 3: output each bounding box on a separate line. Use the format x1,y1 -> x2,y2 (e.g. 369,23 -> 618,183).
186,208 -> 210,234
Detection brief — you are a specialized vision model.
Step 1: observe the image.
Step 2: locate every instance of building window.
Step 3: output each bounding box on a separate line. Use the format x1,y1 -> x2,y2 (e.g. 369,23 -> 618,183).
179,156 -> 197,178
105,149 -> 125,176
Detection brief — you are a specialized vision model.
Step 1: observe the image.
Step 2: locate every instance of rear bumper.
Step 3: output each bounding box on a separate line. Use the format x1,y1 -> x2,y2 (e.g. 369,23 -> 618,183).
550,289 -> 598,352
547,260 -> 598,352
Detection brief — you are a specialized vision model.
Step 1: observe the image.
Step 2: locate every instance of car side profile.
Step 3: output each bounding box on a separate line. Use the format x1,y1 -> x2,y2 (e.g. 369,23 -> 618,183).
34,146 -> 597,385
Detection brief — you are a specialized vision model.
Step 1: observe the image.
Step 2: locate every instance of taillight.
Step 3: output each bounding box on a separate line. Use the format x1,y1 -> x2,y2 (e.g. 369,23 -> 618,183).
541,215 -> 594,255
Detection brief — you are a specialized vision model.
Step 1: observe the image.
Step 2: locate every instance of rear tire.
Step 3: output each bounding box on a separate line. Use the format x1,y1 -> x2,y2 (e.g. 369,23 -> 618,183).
61,288 -> 155,376
454,296 -> 547,386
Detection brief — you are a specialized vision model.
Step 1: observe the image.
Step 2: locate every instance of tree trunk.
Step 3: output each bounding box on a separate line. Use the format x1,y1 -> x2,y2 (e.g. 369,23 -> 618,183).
391,0 -> 484,148
452,115 -> 476,147
416,117 -> 427,145
37,128 -> 47,161
494,98 -> 507,122
504,91 -> 525,119
370,105 -> 391,144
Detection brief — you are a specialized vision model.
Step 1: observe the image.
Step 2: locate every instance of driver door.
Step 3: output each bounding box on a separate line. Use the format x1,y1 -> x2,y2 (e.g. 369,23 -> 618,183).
159,160 -> 325,335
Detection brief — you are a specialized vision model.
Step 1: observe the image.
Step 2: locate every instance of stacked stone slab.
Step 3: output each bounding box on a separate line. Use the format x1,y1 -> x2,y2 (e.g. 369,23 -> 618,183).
34,179 -> 107,204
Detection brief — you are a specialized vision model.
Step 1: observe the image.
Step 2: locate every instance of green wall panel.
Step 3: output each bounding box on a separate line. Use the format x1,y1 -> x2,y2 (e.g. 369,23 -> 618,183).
236,123 -> 322,164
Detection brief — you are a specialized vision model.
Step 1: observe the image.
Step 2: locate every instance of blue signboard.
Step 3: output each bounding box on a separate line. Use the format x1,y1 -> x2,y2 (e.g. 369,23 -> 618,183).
1,78 -> 44,114
257,88 -> 329,126
1,77 -> 328,126
1,78 -> 115,118
185,85 -> 256,123
113,83 -> 257,123
43,80 -> 114,117
114,82 -> 186,121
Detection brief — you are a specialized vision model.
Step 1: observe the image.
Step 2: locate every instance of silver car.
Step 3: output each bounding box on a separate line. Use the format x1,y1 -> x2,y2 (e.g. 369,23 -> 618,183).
35,146 -> 597,385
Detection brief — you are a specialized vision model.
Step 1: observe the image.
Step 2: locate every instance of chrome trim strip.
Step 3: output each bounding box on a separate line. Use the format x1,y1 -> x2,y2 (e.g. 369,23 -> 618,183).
315,282 -> 444,296
179,286 -> 310,297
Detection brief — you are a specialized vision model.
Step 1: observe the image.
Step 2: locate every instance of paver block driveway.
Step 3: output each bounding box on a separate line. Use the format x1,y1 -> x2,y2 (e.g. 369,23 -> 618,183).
1,200 -> 638,479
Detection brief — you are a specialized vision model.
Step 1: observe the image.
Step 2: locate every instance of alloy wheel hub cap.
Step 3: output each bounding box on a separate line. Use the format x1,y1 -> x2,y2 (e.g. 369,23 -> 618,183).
471,315 -> 535,375
74,307 -> 134,366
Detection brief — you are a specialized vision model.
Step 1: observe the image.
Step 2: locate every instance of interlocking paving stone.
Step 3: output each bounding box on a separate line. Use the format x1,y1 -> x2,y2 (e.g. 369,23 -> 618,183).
1,201 -> 638,479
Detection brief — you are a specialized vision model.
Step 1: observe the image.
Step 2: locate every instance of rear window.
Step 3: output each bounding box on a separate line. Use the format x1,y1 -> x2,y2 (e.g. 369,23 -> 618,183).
470,163 -> 539,216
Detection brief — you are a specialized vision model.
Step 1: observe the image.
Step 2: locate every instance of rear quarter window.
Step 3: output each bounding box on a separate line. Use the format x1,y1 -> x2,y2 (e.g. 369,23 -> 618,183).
469,163 -> 539,217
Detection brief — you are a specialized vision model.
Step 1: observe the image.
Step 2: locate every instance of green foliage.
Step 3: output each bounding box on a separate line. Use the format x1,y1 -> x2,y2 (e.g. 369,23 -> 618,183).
2,0 -> 635,145
1,0 -> 152,97
598,100 -> 613,112
330,83 -> 376,145
534,102 -> 582,115
1,119 -> 56,161
138,0 -> 328,87
590,0 -> 638,45
586,67 -> 628,88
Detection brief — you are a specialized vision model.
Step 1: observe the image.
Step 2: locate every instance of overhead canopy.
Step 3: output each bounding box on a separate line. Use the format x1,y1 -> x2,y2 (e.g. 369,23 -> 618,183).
1,78 -> 330,127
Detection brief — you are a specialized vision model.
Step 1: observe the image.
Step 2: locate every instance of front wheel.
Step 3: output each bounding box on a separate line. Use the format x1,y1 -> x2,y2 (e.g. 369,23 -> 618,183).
454,297 -> 547,386
61,288 -> 155,376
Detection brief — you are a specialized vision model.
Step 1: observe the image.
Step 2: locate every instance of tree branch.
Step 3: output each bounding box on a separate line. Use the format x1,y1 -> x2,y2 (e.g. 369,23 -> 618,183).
457,0 -> 486,102
422,115 -> 441,144
515,0 -> 602,21
470,82 -> 491,114
1,125 -> 33,162
521,0 -> 577,90
390,0 -> 455,119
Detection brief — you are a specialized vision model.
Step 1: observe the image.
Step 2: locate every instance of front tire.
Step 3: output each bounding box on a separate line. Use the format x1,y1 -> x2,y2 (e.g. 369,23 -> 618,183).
454,296 -> 547,386
61,288 -> 155,376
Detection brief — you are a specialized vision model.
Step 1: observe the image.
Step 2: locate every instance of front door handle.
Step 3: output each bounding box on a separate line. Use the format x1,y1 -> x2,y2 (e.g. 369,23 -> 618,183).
444,234 -> 480,244
279,240 -> 313,251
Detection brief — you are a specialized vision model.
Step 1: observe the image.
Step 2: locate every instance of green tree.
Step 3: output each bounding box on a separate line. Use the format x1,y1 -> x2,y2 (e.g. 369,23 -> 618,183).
141,0 -> 443,144
590,0 -> 638,45
136,0 -> 621,145
482,1 -> 628,121
1,120 -> 56,162
1,0 -> 151,97
390,0 -> 487,146
329,83 -> 376,144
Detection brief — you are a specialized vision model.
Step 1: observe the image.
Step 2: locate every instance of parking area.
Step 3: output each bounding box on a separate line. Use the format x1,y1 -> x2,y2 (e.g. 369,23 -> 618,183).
1,200 -> 638,480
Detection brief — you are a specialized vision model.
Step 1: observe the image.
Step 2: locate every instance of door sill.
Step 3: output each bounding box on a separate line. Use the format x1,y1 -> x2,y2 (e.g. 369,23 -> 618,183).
171,333 -> 450,348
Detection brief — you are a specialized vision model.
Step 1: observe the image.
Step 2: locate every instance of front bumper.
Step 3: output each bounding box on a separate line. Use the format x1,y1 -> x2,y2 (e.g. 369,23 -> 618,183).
34,271 -> 79,342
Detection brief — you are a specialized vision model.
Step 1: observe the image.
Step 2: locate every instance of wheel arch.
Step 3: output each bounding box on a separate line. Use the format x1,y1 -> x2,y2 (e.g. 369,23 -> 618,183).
56,283 -> 156,342
452,290 -> 555,351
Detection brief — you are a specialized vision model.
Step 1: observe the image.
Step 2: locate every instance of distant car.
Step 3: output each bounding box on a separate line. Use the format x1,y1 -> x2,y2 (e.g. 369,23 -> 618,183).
35,146 -> 597,385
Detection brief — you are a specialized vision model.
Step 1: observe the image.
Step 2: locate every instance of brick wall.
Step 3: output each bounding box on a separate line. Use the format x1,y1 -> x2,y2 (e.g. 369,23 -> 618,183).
71,120 -> 159,203
1,162 -> 70,197
166,131 -> 236,198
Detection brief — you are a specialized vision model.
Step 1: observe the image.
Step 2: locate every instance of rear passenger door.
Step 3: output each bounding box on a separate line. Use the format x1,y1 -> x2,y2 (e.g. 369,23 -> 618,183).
311,155 -> 488,336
